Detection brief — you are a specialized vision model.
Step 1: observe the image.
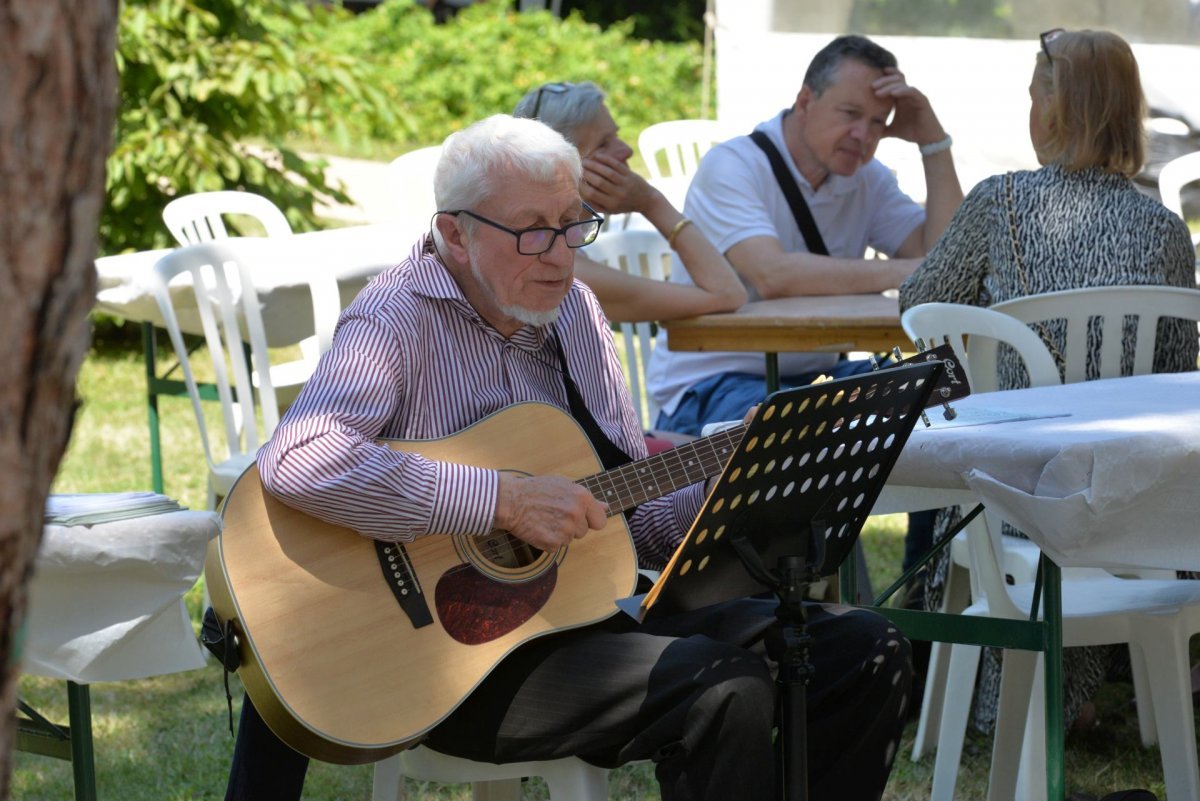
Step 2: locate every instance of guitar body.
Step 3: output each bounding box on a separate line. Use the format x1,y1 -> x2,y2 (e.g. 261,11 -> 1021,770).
208,402 -> 638,764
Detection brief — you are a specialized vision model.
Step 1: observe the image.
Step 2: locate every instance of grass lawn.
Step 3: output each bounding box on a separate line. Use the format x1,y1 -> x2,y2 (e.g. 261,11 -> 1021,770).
16,323 -> 1183,800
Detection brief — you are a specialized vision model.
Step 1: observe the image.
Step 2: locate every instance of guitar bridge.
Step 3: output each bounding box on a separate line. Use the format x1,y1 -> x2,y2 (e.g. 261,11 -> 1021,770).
375,540 -> 433,629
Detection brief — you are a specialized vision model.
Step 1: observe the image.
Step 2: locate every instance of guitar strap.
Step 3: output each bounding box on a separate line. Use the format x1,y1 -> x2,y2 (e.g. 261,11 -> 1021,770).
749,128 -> 830,256
551,333 -> 633,472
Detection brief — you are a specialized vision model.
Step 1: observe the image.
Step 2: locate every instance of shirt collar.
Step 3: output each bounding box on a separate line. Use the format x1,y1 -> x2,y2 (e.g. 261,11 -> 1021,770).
407,232 -> 556,352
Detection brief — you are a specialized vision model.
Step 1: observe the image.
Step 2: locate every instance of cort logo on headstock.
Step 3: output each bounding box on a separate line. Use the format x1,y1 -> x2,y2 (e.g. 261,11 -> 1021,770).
888,342 -> 972,410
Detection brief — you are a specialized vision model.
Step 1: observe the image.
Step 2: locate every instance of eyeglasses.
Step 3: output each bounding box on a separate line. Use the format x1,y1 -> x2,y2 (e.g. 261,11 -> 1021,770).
530,82 -> 571,119
1040,28 -> 1065,63
440,204 -> 603,255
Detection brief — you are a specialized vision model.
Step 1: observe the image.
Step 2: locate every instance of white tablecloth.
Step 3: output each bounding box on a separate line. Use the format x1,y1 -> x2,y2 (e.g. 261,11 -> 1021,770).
94,224 -> 408,346
25,510 -> 220,684
887,372 -> 1200,573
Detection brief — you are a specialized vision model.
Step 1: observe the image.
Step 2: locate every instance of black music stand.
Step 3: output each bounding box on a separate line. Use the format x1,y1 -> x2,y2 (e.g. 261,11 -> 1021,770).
635,361 -> 943,801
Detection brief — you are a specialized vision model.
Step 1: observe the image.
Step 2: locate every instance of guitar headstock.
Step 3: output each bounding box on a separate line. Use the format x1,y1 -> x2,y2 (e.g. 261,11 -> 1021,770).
876,342 -> 970,421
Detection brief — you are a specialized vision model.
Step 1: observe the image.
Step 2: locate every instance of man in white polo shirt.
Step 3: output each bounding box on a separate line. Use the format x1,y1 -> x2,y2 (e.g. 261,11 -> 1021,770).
648,34 -> 963,436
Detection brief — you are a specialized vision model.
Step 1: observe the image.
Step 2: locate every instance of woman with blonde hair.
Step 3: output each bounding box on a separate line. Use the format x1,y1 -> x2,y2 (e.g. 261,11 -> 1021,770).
899,29 -> 1197,735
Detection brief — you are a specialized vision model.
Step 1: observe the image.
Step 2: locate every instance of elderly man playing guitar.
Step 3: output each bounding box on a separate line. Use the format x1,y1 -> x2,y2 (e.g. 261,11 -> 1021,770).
218,114 -> 911,801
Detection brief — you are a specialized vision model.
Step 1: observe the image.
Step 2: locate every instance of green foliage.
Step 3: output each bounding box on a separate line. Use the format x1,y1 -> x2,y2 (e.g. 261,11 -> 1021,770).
326,0 -> 704,153
559,0 -> 707,43
102,0 -> 398,255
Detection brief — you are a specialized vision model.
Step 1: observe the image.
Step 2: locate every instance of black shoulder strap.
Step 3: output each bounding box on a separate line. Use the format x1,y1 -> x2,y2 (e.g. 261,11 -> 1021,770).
550,333 -> 633,472
749,129 -> 829,256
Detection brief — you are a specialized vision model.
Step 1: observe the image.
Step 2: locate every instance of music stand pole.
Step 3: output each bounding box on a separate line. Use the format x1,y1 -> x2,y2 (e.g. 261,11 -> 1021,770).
771,554 -> 815,801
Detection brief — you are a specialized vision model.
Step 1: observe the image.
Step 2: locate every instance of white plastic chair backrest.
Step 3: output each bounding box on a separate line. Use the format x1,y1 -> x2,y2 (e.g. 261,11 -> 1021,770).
149,242 -> 341,474
637,119 -> 733,181
900,302 -> 1061,393
1158,151 -> 1200,246
387,146 -> 442,232
162,191 -> 292,246
583,229 -> 673,429
991,286 -> 1200,383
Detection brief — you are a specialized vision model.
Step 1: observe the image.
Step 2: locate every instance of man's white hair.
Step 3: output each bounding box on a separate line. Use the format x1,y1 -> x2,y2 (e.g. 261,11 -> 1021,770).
433,114 -> 582,215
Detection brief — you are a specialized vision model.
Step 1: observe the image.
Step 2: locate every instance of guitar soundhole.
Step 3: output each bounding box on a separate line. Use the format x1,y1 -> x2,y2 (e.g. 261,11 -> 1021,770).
455,529 -> 563,583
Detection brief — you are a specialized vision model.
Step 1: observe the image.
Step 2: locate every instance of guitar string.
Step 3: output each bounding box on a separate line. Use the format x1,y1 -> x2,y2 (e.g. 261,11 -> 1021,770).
585,432 -> 734,505
582,427 -> 745,512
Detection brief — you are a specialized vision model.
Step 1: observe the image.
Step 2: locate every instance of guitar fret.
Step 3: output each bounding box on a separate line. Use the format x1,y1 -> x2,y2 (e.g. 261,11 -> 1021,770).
581,424 -> 747,514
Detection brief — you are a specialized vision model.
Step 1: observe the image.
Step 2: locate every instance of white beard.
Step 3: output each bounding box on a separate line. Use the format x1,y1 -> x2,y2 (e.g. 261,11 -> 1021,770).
468,242 -> 563,329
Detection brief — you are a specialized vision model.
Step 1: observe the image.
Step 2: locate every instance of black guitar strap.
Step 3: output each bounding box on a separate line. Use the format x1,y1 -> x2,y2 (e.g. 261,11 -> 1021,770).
551,333 -> 633,472
749,128 -> 830,256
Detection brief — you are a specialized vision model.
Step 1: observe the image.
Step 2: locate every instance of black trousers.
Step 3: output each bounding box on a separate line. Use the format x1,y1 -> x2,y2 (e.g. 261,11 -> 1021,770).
225,598 -> 911,801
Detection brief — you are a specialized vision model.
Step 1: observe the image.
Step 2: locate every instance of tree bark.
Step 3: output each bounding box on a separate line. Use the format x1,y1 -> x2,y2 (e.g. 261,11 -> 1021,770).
0,1 -> 118,796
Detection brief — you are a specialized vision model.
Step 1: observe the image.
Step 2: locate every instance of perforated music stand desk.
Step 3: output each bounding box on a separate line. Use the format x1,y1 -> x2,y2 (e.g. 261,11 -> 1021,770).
632,361 -> 942,801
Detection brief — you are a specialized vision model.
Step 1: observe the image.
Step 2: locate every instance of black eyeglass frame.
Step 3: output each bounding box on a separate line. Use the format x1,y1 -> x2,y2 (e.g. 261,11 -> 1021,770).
438,203 -> 604,256
531,82 -> 571,119
1040,28 -> 1065,63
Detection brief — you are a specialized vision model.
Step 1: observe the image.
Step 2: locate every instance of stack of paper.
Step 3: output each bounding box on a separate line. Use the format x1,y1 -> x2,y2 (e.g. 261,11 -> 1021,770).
45,492 -> 185,526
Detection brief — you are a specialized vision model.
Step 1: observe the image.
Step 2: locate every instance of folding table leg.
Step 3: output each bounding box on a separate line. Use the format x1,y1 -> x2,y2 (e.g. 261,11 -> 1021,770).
66,681 -> 97,801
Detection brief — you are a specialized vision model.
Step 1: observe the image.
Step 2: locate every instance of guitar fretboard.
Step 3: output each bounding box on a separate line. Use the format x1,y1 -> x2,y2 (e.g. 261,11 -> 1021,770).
578,424 -> 747,514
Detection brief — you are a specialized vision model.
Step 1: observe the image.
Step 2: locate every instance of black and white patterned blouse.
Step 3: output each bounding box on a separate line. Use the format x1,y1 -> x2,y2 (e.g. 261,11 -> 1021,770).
900,164 -> 1198,388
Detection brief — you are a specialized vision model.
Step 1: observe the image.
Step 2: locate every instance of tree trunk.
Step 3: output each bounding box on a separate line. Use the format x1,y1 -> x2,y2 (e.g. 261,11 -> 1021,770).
0,2 -> 118,796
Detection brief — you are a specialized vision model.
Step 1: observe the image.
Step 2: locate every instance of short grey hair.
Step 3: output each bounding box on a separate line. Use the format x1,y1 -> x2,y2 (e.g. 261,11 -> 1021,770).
803,35 -> 898,97
432,115 -> 582,249
513,81 -> 607,145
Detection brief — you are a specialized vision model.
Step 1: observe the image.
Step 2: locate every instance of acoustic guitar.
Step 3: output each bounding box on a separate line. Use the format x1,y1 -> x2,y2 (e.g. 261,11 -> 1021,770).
208,402 -> 745,764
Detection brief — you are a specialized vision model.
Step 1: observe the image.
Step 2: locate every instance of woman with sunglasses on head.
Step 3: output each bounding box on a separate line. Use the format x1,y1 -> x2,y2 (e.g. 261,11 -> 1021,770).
514,82 -> 747,325
899,29 -> 1197,737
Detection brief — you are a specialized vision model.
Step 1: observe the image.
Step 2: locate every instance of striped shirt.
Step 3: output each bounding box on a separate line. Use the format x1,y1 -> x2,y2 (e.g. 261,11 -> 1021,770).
257,234 -> 704,570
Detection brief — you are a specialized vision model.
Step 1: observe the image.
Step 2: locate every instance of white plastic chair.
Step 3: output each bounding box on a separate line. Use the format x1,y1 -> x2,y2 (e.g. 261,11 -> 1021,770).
160,191 -> 316,405
582,229 -> 673,430
930,507 -> 1200,801
162,190 -> 292,245
149,241 -> 339,508
637,119 -> 734,181
904,297 -> 1200,800
1158,150 -> 1200,247
901,302 -> 1061,394
991,285 -> 1200,383
901,302 -> 1076,759
372,746 -> 611,801
387,145 -> 442,237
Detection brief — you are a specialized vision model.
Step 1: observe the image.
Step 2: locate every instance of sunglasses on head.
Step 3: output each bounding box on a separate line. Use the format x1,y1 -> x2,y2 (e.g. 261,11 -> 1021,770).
1040,28 -> 1065,63
531,82 -> 571,119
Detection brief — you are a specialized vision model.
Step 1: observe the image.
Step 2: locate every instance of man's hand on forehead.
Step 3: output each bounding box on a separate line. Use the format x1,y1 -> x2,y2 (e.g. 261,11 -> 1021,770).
872,66 -> 946,146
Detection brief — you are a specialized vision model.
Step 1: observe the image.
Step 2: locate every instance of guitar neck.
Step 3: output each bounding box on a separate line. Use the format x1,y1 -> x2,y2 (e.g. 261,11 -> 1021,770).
578,424 -> 747,515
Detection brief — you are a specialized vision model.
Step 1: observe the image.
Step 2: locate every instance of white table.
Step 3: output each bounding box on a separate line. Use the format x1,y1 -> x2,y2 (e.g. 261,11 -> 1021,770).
881,372 -> 1200,572
20,509 -> 220,801
871,371 -> 1200,800
94,224 -> 408,346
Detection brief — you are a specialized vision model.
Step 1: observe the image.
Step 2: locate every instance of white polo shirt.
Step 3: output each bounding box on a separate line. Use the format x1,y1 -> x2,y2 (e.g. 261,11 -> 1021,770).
646,110 -> 925,416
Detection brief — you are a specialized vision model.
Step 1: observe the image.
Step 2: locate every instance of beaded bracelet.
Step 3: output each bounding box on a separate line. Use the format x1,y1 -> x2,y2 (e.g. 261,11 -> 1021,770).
918,135 -> 953,157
